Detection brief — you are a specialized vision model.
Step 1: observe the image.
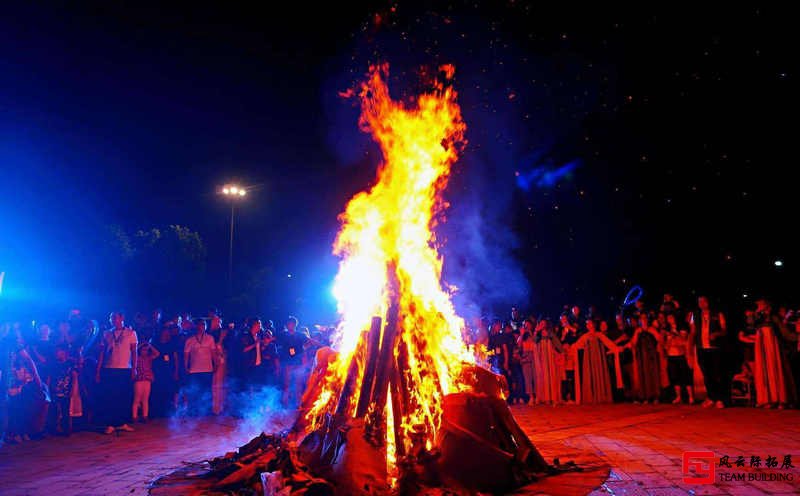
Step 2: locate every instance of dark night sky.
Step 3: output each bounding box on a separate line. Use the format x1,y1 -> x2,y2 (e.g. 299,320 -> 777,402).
1,2 -> 797,322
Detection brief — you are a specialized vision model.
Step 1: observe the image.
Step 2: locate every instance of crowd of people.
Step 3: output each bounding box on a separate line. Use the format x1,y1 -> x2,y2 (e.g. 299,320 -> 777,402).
0,308 -> 331,444
2,293 -> 799,447
466,294 -> 800,411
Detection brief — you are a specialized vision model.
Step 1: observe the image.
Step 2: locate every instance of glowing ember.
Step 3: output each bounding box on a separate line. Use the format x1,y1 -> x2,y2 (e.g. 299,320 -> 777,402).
304,63 -> 475,479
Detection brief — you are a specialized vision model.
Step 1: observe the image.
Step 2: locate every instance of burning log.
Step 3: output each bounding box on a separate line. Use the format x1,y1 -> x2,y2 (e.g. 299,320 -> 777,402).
355,316 -> 383,418
389,356 -> 406,459
364,263 -> 401,446
334,334 -> 363,418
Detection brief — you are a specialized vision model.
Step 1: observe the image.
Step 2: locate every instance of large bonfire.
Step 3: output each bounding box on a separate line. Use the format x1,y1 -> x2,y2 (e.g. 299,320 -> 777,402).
293,63 -> 549,494
151,64 -> 553,496
304,61 -> 474,465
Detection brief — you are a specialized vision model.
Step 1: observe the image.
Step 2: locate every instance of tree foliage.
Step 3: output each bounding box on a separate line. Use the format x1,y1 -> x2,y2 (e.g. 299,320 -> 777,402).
103,224 -> 207,309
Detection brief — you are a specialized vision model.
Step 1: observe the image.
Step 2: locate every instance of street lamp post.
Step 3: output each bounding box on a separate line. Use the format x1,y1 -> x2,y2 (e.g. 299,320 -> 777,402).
221,185 -> 247,293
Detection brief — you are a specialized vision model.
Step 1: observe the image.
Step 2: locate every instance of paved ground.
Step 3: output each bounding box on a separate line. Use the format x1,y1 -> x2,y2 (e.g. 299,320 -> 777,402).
1,404 -> 799,495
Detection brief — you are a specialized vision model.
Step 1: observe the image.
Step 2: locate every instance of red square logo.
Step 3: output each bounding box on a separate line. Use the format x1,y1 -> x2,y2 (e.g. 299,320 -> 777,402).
682,451 -> 716,484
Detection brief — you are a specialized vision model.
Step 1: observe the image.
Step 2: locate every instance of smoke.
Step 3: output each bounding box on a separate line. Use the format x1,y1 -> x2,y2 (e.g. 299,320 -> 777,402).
170,377 -> 295,450
227,383 -> 294,441
437,150 -> 532,318
516,159 -> 581,191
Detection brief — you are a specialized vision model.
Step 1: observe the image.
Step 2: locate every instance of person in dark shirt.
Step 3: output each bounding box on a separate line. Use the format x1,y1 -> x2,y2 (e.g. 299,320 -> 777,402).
609,314 -> 635,399
279,316 -> 308,407
261,328 -> 280,387
0,324 -> 16,446
31,324 -> 55,388
136,309 -> 162,343
51,345 -> 79,435
239,318 -> 265,389
566,306 -> 587,336
509,307 -> 524,332
560,314 -> 579,345
487,319 -> 510,391
737,309 -> 757,379
504,322 -> 528,404
151,324 -> 180,417
659,294 -> 681,317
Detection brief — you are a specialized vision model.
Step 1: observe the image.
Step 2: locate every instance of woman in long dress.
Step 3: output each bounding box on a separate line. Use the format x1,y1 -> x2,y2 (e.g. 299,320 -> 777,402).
573,319 -> 620,404
630,316 -> 663,404
533,319 -> 564,405
753,300 -> 796,408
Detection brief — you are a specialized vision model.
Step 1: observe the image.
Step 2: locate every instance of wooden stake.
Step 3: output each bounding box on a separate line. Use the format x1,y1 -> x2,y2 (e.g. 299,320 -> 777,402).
390,355 -> 406,458
355,316 -> 383,418
370,262 -> 401,414
334,330 -> 366,417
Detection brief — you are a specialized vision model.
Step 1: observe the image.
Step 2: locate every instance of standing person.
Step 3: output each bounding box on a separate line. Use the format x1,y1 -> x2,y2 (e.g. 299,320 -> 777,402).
151,323 -> 179,417
96,312 -> 137,434
572,320 -> 619,404
560,314 -> 578,345
568,306 -> 586,337
609,314 -> 634,400
689,296 -> 728,408
505,323 -> 527,404
30,323 -> 55,388
752,299 -> 796,408
132,340 -> 159,423
261,327 -> 280,388
487,319 -> 509,381
737,309 -> 757,379
790,316 -> 800,402
665,314 -> 694,404
78,319 -> 100,427
474,317 -> 489,349
1,324 -> 14,446
518,320 -> 536,405
54,320 -> 73,350
559,315 -> 578,403
7,348 -> 50,442
630,316 -> 662,404
660,294 -> 680,317
533,319 -> 564,405
240,317 -> 264,394
599,320 -> 625,401
183,318 -> 216,416
509,307 -> 524,332
50,345 -> 79,435
136,309 -> 162,343
208,312 -> 231,415
279,316 -> 308,407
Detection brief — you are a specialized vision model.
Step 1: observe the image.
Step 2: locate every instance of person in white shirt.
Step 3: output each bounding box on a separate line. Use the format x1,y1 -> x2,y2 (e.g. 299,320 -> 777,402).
183,318 -> 216,416
96,312 -> 138,434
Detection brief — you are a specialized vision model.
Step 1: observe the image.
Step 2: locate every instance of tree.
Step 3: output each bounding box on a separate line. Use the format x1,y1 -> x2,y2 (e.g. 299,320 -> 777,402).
103,224 -> 208,310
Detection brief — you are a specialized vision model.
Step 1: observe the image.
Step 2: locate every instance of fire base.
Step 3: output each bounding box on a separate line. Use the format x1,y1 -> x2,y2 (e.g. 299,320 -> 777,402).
149,366 -> 575,496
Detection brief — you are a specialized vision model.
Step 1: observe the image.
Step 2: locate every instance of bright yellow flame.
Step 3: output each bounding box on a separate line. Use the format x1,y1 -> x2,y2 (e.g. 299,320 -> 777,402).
306,63 -> 474,459
385,386 -> 398,487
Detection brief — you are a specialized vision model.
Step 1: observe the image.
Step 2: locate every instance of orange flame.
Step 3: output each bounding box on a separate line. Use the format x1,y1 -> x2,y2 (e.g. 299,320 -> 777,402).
305,63 -> 474,480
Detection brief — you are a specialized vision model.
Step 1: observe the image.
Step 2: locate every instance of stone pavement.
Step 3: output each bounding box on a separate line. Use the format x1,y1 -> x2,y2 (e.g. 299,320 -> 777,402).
1,404 -> 798,495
